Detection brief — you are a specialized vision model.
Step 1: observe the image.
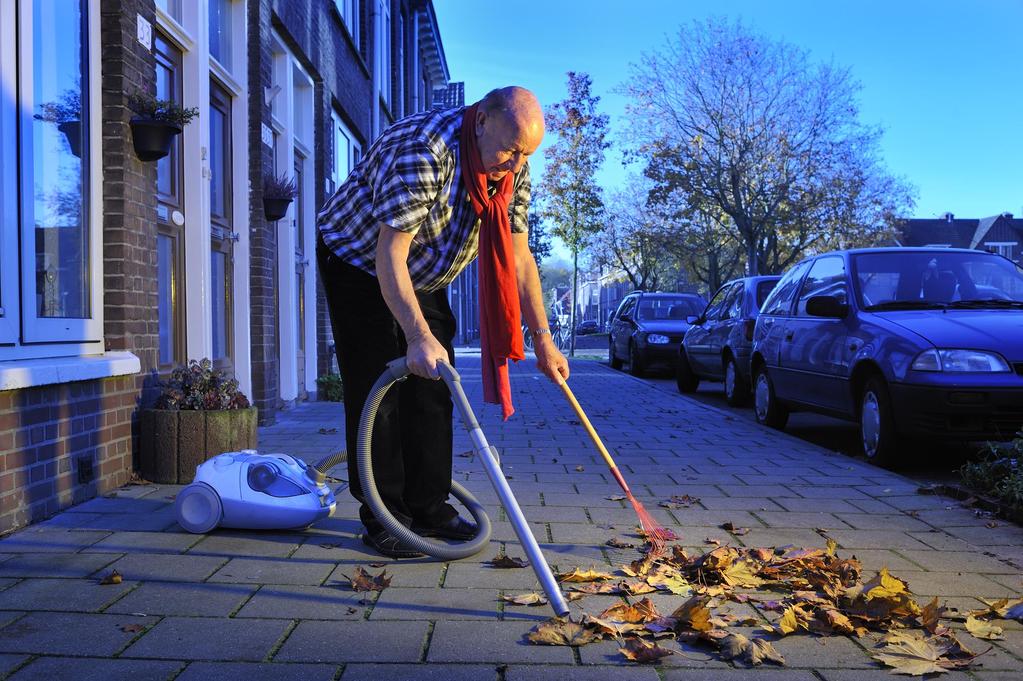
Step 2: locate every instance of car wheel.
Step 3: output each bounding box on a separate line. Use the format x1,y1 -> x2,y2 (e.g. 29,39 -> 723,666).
676,350 -> 699,393
609,338 -> 622,370
753,365 -> 789,429
723,355 -> 749,406
860,376 -> 899,468
629,342 -> 646,377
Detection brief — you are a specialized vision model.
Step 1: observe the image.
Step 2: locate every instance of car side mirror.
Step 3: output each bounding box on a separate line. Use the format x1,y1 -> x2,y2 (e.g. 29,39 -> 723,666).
619,313 -> 632,322
806,295 -> 849,319
686,315 -> 701,324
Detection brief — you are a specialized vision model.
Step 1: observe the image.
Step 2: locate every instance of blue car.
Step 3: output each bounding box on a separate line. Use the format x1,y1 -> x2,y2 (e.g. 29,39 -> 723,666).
677,276 -> 781,405
750,247 -> 1023,467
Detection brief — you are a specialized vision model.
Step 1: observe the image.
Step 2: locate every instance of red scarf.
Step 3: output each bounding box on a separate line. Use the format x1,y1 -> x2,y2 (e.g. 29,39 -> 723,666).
460,103 -> 524,420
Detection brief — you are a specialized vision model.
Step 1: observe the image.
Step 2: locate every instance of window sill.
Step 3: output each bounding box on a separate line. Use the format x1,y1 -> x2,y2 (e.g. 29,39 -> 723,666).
0,351 -> 141,391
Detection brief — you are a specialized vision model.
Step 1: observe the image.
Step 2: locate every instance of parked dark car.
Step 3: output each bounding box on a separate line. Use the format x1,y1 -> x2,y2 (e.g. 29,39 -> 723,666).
750,247 -> 1023,467
575,319 -> 600,336
608,291 -> 707,376
676,276 -> 781,405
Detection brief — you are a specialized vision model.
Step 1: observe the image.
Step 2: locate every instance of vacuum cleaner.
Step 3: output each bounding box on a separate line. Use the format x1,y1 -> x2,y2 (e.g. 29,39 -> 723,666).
175,357 -> 569,616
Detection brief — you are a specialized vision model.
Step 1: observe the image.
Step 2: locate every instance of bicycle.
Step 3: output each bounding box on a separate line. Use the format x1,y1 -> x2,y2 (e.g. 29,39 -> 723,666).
522,324 -> 570,353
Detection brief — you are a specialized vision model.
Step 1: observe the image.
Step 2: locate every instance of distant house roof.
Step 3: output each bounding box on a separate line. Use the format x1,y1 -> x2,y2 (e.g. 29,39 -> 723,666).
899,212 -> 1023,250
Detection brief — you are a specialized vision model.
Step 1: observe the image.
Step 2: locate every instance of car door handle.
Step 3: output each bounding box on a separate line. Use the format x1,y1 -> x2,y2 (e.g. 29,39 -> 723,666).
784,332 -> 794,341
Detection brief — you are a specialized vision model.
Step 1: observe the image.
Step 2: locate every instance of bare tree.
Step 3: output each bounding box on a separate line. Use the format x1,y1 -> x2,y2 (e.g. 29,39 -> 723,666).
593,178 -> 676,292
539,72 -> 610,355
621,19 -> 914,275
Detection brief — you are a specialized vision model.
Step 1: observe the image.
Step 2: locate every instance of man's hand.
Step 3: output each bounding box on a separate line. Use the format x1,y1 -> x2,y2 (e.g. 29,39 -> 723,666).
406,331 -> 449,380
533,335 -> 569,384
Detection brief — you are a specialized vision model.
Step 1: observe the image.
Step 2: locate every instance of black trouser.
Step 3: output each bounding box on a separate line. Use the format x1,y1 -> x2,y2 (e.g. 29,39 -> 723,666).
316,232 -> 458,535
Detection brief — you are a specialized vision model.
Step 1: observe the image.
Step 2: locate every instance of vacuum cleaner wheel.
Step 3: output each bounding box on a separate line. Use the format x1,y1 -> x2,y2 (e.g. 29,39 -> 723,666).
176,482 -> 223,533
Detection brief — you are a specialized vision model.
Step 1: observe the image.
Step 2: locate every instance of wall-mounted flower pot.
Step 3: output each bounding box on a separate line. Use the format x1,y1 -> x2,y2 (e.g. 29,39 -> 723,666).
263,197 -> 293,222
57,120 -> 82,159
130,117 -> 182,162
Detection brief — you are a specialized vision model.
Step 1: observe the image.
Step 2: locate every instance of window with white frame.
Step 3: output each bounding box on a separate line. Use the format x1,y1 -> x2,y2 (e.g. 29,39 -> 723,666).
985,242 -> 1017,260
0,0 -> 101,355
208,0 -> 233,71
329,111 -> 361,195
334,0 -> 361,48
209,80 -> 235,365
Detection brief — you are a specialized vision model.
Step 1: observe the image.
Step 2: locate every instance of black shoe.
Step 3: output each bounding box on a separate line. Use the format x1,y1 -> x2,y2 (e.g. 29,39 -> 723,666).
411,515 -> 478,541
361,530 -> 425,559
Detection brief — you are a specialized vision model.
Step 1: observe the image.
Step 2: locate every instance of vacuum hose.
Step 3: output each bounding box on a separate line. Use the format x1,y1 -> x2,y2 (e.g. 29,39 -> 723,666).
355,358 -> 492,559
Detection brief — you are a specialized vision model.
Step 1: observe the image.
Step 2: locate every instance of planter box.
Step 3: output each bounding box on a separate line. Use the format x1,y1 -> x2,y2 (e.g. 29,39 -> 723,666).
140,407 -> 258,484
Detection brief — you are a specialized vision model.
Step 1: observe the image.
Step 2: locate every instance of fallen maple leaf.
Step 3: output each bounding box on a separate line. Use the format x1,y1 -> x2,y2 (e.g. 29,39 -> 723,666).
527,617 -> 601,646
619,636 -> 674,663
720,521 -> 750,535
605,494 -> 627,501
670,595 -> 713,632
597,597 -> 661,624
501,592 -> 548,606
488,554 -> 529,569
719,632 -> 786,666
574,465 -> 585,472
99,570 -> 122,585
965,615 -> 1003,640
872,630 -> 961,676
345,566 -> 391,592
556,567 -> 615,582
120,623 -> 146,633
606,537 -> 636,549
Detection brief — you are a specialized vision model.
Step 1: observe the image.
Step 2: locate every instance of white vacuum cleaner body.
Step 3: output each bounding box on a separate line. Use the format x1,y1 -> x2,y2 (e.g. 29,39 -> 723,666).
176,450 -> 337,533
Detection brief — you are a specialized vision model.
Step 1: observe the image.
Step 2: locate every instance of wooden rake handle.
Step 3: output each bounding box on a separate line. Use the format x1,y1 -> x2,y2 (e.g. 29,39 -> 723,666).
557,380 -> 620,474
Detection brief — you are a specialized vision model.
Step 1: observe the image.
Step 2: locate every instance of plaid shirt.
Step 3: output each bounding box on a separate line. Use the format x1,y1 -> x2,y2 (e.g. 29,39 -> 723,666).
316,106 -> 531,293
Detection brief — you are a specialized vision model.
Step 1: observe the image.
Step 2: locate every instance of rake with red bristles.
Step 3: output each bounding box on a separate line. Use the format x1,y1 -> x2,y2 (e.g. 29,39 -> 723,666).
556,379 -> 676,552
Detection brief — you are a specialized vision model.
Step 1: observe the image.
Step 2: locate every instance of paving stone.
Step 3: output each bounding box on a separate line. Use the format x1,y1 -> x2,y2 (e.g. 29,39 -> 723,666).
662,671 -> 819,681
427,620 -> 573,663
716,485 -> 798,498
66,497 -> 171,514
187,531 -> 304,557
6,656 -> 182,681
274,620 -> 428,663
839,549 -> 923,572
235,584 -> 371,620
730,528 -> 831,549
898,549 -> 1021,574
82,531 -> 201,554
370,586 -> 499,620
519,505 -> 590,523
892,570 -> 1017,598
786,486 -> 872,500
905,531 -> 977,551
537,544 -> 609,570
0,612 -> 155,656
832,513 -> 935,532
443,562 -> 546,589
208,557 -> 334,585
767,631 -> 874,667
327,561 -> 444,588
33,513 -> 105,529
697,497 -> 786,511
0,578 -> 136,612
824,529 -> 932,550
173,661 -> 338,681
103,553 -> 226,582
942,524 -> 1023,547
341,663 -> 497,680
752,511 -> 851,529
121,616 -> 288,661
0,553 -> 117,578
0,529 -> 109,553
76,512 -> 178,532
105,581 -> 258,617
507,664 -> 660,680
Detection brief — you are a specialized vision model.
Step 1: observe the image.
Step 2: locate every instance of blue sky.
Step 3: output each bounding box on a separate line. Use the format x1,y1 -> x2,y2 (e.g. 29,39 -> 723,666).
434,0 -> 1023,245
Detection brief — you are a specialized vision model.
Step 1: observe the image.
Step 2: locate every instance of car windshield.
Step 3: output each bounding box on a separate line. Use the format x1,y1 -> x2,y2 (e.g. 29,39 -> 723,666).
854,251 -> 1023,310
636,296 -> 702,321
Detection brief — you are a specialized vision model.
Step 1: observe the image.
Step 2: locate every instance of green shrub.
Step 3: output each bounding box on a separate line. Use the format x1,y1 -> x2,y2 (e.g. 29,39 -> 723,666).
960,430 -> 1022,510
316,373 -> 344,402
155,358 -> 251,410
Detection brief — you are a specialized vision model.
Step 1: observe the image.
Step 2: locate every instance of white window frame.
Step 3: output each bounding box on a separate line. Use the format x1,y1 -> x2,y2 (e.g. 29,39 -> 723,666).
378,0 -> 391,110
0,0 -> 103,358
984,242 -> 1017,259
329,111 -> 361,195
334,0 -> 360,47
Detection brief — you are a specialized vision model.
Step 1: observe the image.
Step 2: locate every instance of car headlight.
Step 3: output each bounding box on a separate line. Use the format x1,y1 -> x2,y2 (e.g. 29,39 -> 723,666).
647,334 -> 670,345
911,349 -> 1011,372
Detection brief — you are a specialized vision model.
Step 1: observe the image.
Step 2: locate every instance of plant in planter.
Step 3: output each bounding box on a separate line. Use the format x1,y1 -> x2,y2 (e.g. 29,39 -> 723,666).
263,172 -> 298,221
140,358 -> 258,484
315,373 -> 344,402
34,89 -> 83,158
127,91 -> 198,162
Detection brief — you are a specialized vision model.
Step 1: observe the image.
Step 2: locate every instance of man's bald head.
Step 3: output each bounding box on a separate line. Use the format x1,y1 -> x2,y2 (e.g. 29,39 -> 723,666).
474,86 -> 544,181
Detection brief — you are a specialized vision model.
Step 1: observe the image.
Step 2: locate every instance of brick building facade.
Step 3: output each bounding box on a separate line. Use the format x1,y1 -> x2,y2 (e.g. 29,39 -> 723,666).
0,0 -> 451,533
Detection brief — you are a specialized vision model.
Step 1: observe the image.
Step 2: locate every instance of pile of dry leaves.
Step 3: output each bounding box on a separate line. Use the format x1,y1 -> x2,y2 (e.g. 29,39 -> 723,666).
511,537 -> 1022,673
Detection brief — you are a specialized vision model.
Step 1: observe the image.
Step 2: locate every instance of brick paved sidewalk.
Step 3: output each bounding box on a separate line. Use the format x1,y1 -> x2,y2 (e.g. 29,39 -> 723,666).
0,351 -> 1020,680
